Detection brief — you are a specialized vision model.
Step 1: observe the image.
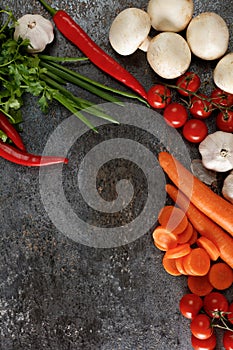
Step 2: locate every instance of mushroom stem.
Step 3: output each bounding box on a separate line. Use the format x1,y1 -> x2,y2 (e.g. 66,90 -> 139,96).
138,36 -> 152,52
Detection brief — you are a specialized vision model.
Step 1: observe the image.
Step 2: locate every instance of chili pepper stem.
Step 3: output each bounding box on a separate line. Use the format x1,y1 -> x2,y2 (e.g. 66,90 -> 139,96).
38,0 -> 57,16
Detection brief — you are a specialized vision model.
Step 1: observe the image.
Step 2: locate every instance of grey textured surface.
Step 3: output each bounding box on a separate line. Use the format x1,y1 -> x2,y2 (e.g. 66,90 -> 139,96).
1,0 -> 233,349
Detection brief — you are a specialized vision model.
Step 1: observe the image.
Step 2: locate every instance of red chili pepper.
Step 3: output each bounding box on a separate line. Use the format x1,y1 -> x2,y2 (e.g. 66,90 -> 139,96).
0,111 -> 26,151
38,0 -> 148,101
0,140 -> 68,166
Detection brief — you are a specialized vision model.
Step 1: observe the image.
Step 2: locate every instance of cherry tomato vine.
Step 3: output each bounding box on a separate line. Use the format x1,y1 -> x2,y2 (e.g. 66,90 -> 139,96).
147,71 -> 233,140
180,292 -> 233,349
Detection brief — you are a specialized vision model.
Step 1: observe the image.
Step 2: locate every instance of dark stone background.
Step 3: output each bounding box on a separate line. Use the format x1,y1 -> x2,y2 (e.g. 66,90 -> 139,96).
1,0 -> 233,349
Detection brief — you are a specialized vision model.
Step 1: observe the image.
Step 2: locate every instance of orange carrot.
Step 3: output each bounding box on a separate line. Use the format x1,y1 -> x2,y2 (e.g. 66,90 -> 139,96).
164,243 -> 191,259
208,262 -> 233,290
152,226 -> 178,251
175,257 -> 188,275
182,247 -> 211,276
162,255 -> 182,276
187,275 -> 214,296
177,222 -> 193,244
188,228 -> 198,246
158,205 -> 188,234
166,184 -> 233,269
158,151 -> 233,237
197,236 -> 220,261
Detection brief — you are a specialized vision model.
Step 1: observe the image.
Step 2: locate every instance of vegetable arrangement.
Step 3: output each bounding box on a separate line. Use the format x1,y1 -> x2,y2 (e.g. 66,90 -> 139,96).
0,7 -> 150,166
153,151 -> 233,349
179,292 -> 233,349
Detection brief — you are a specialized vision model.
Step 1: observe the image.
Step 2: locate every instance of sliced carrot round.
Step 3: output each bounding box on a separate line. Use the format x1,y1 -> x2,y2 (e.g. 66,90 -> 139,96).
177,222 -> 193,244
164,243 -> 191,259
187,228 -> 198,246
152,225 -> 178,251
175,257 -> 188,275
182,248 -> 211,276
162,255 -> 182,276
188,275 -> 214,296
197,236 -> 220,261
208,262 -> 233,290
158,205 -> 188,234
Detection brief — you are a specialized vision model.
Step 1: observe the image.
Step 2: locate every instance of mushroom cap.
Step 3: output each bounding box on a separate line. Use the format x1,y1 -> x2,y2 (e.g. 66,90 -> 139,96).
213,53 -> 233,94
186,12 -> 229,60
109,8 -> 151,56
147,32 -> 191,79
147,0 -> 194,32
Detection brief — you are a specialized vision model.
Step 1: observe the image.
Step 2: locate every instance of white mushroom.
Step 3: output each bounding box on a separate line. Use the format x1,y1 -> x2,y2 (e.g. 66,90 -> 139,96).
213,53 -> 233,94
147,0 -> 194,32
109,8 -> 151,56
147,32 -> 191,79
186,12 -> 229,60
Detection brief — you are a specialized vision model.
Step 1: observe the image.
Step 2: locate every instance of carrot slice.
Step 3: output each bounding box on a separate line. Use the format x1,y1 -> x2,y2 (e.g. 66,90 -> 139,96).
182,247 -> 211,276
166,184 -> 233,269
175,257 -> 188,275
197,236 -> 220,261
152,225 -> 178,251
162,255 -> 182,276
187,228 -> 198,246
188,275 -> 214,296
158,205 -> 188,234
177,222 -> 193,244
158,151 -> 233,237
164,243 -> 191,259
208,262 -> 233,290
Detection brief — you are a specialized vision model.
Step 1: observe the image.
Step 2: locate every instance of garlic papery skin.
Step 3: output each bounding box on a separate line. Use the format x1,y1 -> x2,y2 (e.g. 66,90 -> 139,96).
199,131 -> 233,172
222,171 -> 233,204
14,14 -> 54,53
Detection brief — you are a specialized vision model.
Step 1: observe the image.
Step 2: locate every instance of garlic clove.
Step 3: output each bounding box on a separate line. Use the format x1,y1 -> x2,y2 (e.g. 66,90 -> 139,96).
222,172 -> 233,204
191,159 -> 217,185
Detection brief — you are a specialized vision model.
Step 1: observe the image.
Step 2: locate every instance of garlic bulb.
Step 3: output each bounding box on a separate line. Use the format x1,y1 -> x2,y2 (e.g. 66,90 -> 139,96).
199,131 -> 233,172
222,171 -> 233,204
14,14 -> 54,53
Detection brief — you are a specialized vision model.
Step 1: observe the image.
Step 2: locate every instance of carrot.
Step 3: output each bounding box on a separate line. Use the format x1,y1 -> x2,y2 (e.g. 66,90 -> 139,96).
164,243 -> 191,259
197,236 -> 220,261
188,228 -> 198,246
208,262 -> 233,290
177,222 -> 193,244
158,205 -> 188,234
182,247 -> 211,276
158,151 -> 233,237
166,184 -> 233,269
187,275 -> 214,296
175,257 -> 188,275
152,226 -> 178,251
162,255 -> 182,276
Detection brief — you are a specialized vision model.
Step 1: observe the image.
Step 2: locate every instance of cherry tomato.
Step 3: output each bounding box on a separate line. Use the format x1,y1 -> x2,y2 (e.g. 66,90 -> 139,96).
190,94 -> 213,119
182,119 -> 208,143
216,110 -> 233,132
163,102 -> 188,128
203,292 -> 229,319
191,333 -> 217,350
176,72 -> 201,96
147,84 -> 171,109
227,302 -> 233,325
179,293 -> 203,319
223,331 -> 233,350
190,314 -> 213,340
211,87 -> 233,108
